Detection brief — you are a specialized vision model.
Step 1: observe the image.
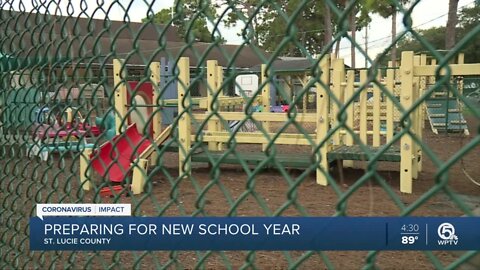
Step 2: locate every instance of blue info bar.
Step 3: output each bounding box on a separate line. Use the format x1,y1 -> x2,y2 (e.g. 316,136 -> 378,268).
30,217 -> 480,251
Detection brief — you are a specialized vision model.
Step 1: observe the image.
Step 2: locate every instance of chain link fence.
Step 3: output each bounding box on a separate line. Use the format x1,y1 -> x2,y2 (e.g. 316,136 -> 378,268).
1,0 -> 479,269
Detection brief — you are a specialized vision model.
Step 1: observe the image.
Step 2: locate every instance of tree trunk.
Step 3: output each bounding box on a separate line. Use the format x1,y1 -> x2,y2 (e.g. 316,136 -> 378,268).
445,0 -> 459,49
391,9 -> 397,67
335,39 -> 341,58
323,2 -> 333,53
349,7 -> 356,68
245,3 -> 258,46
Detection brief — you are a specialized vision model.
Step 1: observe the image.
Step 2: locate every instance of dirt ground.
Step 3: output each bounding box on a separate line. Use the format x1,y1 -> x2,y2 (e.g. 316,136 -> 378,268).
1,115 -> 479,269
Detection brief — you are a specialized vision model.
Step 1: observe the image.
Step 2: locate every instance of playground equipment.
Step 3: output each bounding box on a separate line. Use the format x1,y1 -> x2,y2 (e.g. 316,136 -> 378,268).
419,54 -> 470,135
80,51 -> 480,195
0,68 -> 113,161
82,59 -> 268,194
185,51 -> 480,193
0,75 -> 41,130
425,98 -> 469,134
89,123 -> 172,193
463,77 -> 480,106
32,107 -> 101,139
180,54 -> 420,193
85,60 -> 193,194
80,55 -> 416,193
29,106 -> 108,160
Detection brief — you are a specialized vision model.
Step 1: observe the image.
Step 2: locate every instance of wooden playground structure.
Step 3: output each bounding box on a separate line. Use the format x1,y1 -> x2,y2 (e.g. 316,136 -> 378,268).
77,51 -> 480,195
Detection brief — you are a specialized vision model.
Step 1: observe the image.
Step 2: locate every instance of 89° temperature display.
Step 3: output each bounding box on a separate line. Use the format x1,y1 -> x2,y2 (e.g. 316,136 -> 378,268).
401,224 -> 420,244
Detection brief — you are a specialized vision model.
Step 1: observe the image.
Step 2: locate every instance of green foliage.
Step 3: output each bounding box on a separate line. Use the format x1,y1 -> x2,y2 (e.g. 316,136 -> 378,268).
458,5 -> 480,63
403,27 -> 447,52
376,5 -> 480,65
259,1 -> 328,56
144,9 -> 171,24
143,0 -> 223,43
219,0 -> 331,57
364,0 -> 410,18
214,0 -> 374,57
376,27 -> 447,65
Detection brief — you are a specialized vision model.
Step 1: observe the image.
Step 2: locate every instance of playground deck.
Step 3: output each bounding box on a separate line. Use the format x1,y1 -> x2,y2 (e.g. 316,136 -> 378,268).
191,145 -> 401,168
328,145 -> 401,162
191,151 -> 313,168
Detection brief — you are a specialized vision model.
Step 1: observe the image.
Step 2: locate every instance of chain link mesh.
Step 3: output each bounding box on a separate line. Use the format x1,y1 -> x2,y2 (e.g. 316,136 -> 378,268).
1,0 -> 479,269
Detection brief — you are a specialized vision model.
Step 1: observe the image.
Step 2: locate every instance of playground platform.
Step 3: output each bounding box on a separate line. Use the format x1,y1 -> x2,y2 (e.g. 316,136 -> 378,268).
191,145 -> 402,169
191,151 -> 313,168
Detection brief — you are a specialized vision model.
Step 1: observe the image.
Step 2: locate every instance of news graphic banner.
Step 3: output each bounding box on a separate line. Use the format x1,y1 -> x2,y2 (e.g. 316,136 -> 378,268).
36,204 -> 131,219
30,216 -> 480,251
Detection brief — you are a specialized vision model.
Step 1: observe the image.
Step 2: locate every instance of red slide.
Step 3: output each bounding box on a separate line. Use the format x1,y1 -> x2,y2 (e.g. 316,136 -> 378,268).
90,124 -> 152,183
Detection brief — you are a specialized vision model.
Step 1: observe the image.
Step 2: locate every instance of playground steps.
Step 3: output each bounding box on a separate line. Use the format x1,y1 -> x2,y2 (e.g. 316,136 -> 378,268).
425,95 -> 469,135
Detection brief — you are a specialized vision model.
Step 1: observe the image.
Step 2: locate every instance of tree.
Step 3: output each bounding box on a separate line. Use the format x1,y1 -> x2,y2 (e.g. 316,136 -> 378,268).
376,27 -> 447,66
376,3 -> 480,65
335,0 -> 370,68
352,4 -> 371,68
367,0 -> 411,67
445,0 -> 460,49
218,0 -> 268,46
349,1 -> 358,68
323,2 -> 333,53
219,0 -> 337,57
258,0 -> 329,56
457,4 -> 480,62
217,0 -> 375,58
143,0 -> 221,43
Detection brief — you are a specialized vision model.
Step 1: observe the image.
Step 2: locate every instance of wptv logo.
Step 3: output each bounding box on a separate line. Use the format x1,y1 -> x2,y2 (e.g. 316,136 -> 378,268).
437,223 -> 459,246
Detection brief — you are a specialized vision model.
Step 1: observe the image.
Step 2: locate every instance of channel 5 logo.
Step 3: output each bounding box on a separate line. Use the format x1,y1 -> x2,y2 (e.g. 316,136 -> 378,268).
437,223 -> 459,245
